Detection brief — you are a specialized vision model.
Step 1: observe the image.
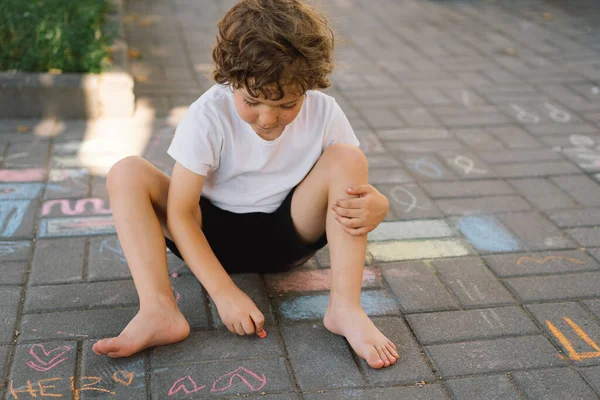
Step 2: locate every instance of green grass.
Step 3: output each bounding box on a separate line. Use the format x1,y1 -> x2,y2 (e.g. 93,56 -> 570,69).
0,0 -> 117,73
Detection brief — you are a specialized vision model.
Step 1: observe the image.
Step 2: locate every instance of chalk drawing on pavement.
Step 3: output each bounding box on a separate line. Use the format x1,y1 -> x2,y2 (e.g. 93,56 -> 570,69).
457,215 -> 521,252
0,200 -> 31,236
547,317 -> 600,361
39,216 -> 116,238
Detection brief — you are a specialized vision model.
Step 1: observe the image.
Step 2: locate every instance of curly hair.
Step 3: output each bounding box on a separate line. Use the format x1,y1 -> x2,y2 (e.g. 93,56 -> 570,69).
212,0 -> 335,100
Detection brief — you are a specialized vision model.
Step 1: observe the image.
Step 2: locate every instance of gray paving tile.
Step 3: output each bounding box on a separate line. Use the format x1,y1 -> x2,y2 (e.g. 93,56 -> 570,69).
407,307 -> 539,345
436,195 -> 530,215
421,180 -> 514,199
9,341 -> 77,398
170,276 -> 211,329
493,162 -> 579,178
478,149 -> 564,164
505,272 -> 600,301
30,237 -> 85,284
433,257 -> 516,307
527,302 -> 600,367
403,155 -> 458,182
368,168 -> 414,185
512,368 -> 598,400
484,250 -> 600,277
0,261 -> 27,285
282,323 -> 363,391
548,208 -> 600,228
497,211 -> 576,250
0,344 -> 9,377
445,375 -> 522,400
509,178 -> 578,210
439,152 -> 497,180
454,215 -> 523,253
151,330 -> 283,367
87,235 -> 130,280
567,227 -> 600,247
81,339 -> 147,399
584,299 -> 600,320
426,336 -> 567,377
579,366 -> 600,396
382,262 -> 459,313
0,199 -> 37,238
303,385 -> 449,400
0,240 -> 31,261
552,175 -> 600,207
361,317 -> 435,386
378,184 -> 443,220
151,357 -> 293,398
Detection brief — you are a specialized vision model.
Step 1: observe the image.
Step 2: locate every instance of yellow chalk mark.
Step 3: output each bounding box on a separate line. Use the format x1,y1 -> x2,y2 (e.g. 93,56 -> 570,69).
546,318 -> 600,361
517,256 -> 584,266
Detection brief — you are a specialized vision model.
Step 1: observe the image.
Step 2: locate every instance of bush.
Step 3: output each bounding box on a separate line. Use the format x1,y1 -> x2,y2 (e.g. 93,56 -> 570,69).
0,0 -> 116,73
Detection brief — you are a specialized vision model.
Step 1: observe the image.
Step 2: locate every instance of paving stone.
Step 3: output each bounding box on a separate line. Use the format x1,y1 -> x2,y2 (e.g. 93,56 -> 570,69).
210,273 -> 275,328
44,169 -> 91,200
454,129 -> 505,150
494,161 -> 580,178
527,302 -> 600,367
512,368 -> 598,399
436,195 -> 531,215
151,357 -> 293,398
0,183 -> 44,200
433,257 -> 516,307
361,108 -> 405,129
378,184 -> 444,220
592,248 -> 600,263
376,128 -> 450,141
0,344 -> 8,376
355,129 -> 386,154
403,155 -> 458,182
81,339 -> 146,399
579,366 -> 600,395
439,152 -> 497,180
548,208 -> 600,227
387,140 -> 464,153
304,385 -> 449,399
484,250 -> 600,277
567,227 -> 600,247
552,175 -> 600,207
478,148 -> 564,164
368,168 -> 414,184
0,240 -> 31,261
525,123 -> 599,136
445,374 -> 522,400
0,199 -> 37,238
277,290 -> 399,321
282,323 -> 363,391
24,280 -> 138,313
9,340 -> 77,399
265,267 -> 382,293
487,125 -> 542,148
421,180 -> 514,198
382,261 -> 459,313
152,330 -> 283,367
509,178 -> 578,210
396,107 -> 440,127
497,211 -> 576,250
368,220 -> 454,242
585,299 -> 600,320
87,235 -> 130,280
426,336 -> 567,377
505,272 -> 600,301
1,286 -> 21,343
0,261 -> 27,285
4,142 -> 50,168
366,154 -> 401,168
369,239 -> 471,263
170,275 -> 211,329
38,216 -> 116,238
30,238 -> 85,284
20,307 -> 138,341
407,306 -> 538,345
223,393 -> 299,400
454,213 -> 522,253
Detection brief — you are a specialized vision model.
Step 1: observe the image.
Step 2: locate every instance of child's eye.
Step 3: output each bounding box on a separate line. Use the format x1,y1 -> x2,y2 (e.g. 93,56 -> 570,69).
281,103 -> 298,110
244,99 -> 258,107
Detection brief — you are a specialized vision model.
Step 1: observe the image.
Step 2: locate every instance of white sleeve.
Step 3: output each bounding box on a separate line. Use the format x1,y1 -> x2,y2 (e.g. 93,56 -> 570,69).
323,100 -> 360,149
167,104 -> 223,176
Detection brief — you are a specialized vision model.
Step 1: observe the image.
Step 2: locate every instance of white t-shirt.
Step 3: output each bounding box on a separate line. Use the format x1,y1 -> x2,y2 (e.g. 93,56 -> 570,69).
167,84 -> 360,213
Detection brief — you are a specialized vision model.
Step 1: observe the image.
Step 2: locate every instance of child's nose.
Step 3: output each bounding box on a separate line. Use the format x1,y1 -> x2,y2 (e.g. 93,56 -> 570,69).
259,110 -> 278,127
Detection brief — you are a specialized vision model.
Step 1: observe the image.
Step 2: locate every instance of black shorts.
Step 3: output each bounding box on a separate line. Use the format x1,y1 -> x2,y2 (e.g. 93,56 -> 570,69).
165,187 -> 328,274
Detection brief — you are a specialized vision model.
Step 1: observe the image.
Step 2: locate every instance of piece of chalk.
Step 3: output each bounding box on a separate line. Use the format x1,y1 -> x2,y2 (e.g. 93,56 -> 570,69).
257,330 -> 267,339
171,272 -> 179,278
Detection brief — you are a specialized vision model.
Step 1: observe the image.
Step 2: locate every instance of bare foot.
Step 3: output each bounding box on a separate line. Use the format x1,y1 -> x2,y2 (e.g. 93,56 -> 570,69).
324,306 -> 399,369
92,306 -> 190,358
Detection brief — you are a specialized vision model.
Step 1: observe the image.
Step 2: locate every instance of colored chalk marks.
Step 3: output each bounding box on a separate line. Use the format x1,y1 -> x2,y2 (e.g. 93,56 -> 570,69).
0,168 -> 46,182
266,267 -> 382,293
278,291 -> 399,321
368,220 -> 454,242
0,200 -> 36,238
457,215 -> 522,253
367,239 -> 471,262
39,216 -> 116,237
0,183 -> 43,200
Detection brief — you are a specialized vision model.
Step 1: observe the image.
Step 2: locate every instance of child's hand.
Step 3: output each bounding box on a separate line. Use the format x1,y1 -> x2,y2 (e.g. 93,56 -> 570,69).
332,185 -> 389,236
213,286 -> 266,337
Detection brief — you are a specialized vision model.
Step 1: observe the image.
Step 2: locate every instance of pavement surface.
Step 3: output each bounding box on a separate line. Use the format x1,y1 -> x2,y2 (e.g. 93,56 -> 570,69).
1,0 -> 600,398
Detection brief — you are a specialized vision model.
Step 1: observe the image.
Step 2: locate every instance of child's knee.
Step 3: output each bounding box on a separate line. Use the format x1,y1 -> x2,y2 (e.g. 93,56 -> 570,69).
106,155 -> 148,193
322,143 -> 368,172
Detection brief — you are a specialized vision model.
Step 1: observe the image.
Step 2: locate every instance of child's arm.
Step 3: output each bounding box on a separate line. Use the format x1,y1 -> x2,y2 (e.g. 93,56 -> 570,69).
167,162 -> 265,336
331,185 -> 389,236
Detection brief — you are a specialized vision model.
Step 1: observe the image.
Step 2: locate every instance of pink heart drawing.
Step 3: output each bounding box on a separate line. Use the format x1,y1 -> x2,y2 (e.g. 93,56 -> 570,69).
26,344 -> 71,372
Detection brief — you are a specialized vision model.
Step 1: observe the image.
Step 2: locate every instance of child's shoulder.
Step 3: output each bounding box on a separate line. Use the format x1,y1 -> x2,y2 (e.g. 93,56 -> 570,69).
304,89 -> 342,116
189,84 -> 233,113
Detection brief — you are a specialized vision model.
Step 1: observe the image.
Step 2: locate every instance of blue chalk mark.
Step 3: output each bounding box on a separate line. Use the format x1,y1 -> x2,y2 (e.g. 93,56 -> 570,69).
279,291 -> 398,321
457,215 -> 521,252
411,157 -> 443,178
0,200 -> 30,236
0,241 -> 30,258
0,183 -> 43,200
99,237 -> 127,263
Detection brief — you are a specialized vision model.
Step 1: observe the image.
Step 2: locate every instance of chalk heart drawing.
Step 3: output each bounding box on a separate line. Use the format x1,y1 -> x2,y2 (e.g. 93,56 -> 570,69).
168,376 -> 206,396
211,366 -> 267,393
26,344 -> 71,372
113,370 -> 134,386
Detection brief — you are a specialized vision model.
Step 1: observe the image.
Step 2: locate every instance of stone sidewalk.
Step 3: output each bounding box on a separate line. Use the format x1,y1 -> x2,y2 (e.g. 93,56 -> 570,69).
2,0 -> 600,398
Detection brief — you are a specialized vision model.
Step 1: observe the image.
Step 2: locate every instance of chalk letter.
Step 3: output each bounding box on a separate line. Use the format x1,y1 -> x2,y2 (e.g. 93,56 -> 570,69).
9,380 -> 38,398
37,378 -> 62,397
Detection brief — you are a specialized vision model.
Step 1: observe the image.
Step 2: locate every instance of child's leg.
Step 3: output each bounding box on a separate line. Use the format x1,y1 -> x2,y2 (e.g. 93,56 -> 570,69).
92,156 -> 191,358
291,144 -> 399,369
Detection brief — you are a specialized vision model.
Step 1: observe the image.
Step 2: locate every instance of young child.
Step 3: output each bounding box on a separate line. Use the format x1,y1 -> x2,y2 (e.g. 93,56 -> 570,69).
93,0 -> 399,369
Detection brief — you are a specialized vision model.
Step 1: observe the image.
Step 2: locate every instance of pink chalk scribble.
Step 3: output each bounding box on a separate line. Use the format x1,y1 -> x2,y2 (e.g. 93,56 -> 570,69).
171,286 -> 182,304
42,198 -> 112,216
211,367 -> 267,393
168,376 -> 205,396
26,344 -> 71,372
0,168 -> 46,182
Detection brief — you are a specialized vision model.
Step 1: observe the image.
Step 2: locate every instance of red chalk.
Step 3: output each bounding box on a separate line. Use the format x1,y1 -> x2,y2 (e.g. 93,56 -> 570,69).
257,330 -> 267,339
